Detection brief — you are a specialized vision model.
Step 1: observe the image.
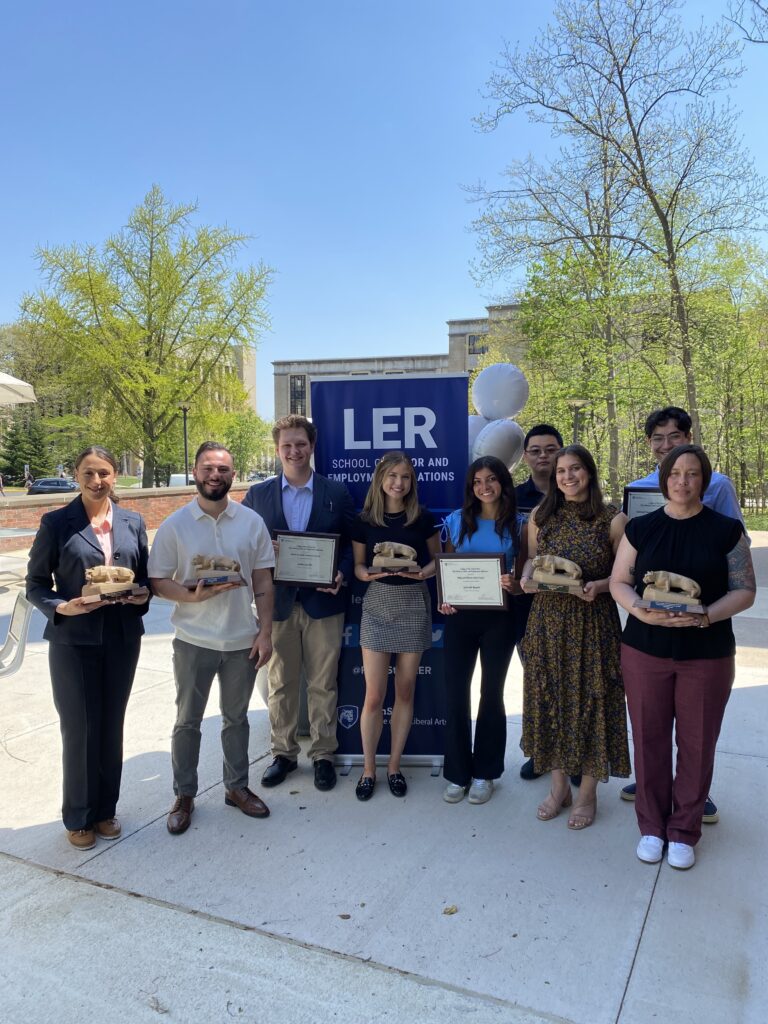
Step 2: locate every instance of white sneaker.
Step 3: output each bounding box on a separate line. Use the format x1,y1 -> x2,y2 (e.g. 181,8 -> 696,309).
667,842 -> 695,870
468,779 -> 494,804
636,835 -> 664,863
443,782 -> 468,803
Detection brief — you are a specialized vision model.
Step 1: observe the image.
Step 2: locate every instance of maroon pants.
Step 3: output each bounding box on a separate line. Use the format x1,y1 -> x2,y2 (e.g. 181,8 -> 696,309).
621,644 -> 734,846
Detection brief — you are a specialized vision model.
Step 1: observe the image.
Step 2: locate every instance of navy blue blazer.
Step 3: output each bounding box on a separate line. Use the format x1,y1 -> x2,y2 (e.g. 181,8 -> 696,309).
242,473 -> 355,621
26,496 -> 150,646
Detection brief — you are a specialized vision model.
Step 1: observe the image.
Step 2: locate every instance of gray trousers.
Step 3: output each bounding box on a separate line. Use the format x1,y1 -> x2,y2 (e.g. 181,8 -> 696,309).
171,638 -> 256,796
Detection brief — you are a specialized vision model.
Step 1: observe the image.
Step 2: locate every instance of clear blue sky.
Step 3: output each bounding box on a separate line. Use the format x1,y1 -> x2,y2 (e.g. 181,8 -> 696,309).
1,0 -> 765,418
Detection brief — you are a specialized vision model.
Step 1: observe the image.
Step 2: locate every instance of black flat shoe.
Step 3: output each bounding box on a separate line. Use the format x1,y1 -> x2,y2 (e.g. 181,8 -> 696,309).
387,771 -> 407,797
356,775 -> 375,801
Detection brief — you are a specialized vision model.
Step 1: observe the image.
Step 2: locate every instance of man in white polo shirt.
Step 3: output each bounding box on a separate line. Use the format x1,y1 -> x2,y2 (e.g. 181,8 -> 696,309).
149,441 -> 275,835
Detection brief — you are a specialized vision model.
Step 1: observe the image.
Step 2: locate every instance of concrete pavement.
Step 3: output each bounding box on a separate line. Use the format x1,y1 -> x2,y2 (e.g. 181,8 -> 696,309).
0,538 -> 766,1024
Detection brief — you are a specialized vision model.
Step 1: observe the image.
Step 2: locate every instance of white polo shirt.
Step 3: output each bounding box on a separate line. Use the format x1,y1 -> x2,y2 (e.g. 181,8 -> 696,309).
148,497 -> 275,652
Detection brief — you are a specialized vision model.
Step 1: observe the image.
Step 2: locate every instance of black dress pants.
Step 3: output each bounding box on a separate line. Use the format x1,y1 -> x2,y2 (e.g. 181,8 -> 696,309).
50,626 -> 140,830
442,608 -> 516,786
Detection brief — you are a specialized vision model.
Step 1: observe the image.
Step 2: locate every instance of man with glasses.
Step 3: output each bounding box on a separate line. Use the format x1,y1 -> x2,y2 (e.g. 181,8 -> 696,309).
149,441 -> 275,835
514,424 -> 565,782
620,406 -> 746,820
628,406 -> 744,525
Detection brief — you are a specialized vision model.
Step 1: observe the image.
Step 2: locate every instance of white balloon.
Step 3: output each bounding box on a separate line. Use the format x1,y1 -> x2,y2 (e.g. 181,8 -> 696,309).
472,363 -> 529,420
467,415 -> 491,458
472,418 -> 526,471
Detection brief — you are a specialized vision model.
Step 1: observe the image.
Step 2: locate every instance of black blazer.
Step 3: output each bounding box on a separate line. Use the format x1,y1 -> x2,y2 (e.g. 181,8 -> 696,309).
242,473 -> 355,621
26,496 -> 150,646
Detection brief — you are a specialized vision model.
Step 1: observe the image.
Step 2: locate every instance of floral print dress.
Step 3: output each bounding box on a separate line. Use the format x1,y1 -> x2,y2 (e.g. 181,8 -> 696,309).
521,502 -> 630,781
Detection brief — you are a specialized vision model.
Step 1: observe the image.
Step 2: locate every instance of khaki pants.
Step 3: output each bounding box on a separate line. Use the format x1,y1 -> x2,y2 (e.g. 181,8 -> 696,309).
268,605 -> 344,761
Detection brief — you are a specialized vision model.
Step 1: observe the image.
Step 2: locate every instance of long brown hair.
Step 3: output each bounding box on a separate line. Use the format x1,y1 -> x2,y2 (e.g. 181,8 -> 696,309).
534,444 -> 604,525
361,452 -> 421,527
457,456 -> 518,545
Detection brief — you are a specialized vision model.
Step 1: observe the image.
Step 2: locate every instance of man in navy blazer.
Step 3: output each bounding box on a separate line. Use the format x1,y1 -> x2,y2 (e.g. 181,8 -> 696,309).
242,415 -> 355,791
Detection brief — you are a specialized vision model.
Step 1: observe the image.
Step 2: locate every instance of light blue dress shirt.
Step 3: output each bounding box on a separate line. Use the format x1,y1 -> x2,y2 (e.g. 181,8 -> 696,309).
281,473 -> 314,532
629,467 -> 745,527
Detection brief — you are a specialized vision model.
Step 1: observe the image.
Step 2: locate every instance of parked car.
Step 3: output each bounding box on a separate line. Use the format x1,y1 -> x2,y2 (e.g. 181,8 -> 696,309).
27,477 -> 79,495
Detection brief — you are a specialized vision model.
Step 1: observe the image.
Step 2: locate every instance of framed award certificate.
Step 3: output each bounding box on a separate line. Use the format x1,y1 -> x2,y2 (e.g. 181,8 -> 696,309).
274,531 -> 340,588
623,486 -> 665,519
435,553 -> 506,610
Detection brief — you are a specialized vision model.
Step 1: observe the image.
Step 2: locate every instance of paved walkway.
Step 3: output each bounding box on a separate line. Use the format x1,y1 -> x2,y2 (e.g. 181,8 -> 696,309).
0,538 -> 766,1024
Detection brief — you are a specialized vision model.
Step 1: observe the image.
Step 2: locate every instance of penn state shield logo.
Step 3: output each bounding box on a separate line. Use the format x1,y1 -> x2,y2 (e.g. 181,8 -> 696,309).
337,705 -> 359,730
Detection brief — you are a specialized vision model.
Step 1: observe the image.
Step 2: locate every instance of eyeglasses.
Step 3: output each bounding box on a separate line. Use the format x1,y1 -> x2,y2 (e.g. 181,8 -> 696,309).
525,446 -> 559,457
650,432 -> 686,447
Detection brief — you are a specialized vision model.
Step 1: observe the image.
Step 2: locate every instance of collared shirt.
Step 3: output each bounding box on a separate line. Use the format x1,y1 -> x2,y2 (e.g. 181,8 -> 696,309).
281,472 -> 314,532
90,500 -> 114,565
628,467 -> 745,527
148,497 -> 275,652
514,476 -> 545,518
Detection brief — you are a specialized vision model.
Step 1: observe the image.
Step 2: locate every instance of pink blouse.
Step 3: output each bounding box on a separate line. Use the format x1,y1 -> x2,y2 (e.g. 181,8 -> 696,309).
90,501 -> 114,566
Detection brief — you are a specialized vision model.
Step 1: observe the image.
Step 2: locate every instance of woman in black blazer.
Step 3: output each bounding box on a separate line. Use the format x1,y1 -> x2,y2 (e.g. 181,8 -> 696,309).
26,446 -> 150,850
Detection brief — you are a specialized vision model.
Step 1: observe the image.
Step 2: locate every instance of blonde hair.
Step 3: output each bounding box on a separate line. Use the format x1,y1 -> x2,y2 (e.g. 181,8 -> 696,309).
361,452 -> 421,527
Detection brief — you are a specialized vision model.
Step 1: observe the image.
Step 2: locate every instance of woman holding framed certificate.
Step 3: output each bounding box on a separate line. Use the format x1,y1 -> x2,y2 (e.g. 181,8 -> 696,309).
351,452 -> 440,801
439,457 -> 523,805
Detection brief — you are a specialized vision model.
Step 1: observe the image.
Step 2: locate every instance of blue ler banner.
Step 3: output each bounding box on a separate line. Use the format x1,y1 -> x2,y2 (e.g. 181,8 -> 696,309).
310,373 -> 468,765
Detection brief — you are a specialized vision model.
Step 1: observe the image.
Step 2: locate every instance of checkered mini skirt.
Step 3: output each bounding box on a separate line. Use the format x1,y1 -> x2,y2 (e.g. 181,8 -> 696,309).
360,580 -> 432,653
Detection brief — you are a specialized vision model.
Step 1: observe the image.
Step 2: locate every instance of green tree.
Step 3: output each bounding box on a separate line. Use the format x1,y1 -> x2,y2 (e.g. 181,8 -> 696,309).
224,410 -> 272,480
478,0 -> 766,442
21,186 -> 272,486
0,409 -> 52,481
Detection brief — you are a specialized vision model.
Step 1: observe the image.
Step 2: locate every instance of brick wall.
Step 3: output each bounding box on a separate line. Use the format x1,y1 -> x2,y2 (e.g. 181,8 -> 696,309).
0,484 -> 252,552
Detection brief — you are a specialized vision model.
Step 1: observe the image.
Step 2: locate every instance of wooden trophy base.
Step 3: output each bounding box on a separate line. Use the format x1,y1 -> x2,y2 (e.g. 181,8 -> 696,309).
528,572 -> 584,595
634,587 -> 705,614
181,572 -> 244,589
369,560 -> 419,575
81,583 -> 150,605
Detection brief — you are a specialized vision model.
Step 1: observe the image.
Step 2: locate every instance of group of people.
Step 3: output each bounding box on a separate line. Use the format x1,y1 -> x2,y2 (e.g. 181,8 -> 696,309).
26,407 -> 756,872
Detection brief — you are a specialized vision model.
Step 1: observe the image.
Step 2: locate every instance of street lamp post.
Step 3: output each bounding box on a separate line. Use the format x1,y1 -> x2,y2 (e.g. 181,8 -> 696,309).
179,404 -> 190,484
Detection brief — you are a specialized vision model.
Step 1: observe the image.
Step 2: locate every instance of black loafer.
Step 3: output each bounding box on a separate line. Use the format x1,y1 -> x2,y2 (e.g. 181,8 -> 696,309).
520,758 -> 542,781
387,771 -> 407,797
355,775 -> 375,801
314,758 -> 337,791
261,756 -> 298,788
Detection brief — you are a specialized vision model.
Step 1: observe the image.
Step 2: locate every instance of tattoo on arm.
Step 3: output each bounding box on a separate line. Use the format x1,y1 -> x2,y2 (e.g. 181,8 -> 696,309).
727,535 -> 757,592
629,565 -> 635,576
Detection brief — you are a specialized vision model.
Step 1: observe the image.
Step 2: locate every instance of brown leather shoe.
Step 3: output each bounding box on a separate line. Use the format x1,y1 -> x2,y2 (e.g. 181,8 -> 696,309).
167,795 -> 195,834
67,828 -> 96,850
224,786 -> 270,818
95,817 -> 121,840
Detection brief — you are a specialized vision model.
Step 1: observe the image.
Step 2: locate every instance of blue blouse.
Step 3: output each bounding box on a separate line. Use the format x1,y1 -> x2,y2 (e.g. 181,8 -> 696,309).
444,510 -> 523,572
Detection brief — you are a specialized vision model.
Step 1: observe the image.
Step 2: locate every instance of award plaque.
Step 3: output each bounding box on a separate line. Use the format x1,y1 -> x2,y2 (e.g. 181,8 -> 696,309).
274,531 -> 340,588
623,486 -> 665,520
182,554 -> 244,589
435,553 -> 506,610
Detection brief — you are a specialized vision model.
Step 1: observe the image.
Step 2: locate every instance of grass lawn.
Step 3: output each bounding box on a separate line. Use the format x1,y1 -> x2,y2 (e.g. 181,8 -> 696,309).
744,512 -> 768,531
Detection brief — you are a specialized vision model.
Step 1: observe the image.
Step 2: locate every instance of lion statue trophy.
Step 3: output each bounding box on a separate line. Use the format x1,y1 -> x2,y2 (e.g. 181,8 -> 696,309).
530,554 -> 584,594
82,564 -> 146,601
371,541 -> 419,573
639,570 -> 704,611
184,554 -> 243,588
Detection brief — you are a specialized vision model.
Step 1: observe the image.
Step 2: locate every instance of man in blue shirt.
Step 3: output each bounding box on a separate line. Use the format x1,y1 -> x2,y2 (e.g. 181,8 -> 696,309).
243,416 -> 355,793
621,405 -> 746,821
628,406 -> 744,525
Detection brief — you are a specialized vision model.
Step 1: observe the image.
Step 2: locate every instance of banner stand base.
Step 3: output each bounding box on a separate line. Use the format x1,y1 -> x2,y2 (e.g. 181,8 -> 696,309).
335,755 -> 444,774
